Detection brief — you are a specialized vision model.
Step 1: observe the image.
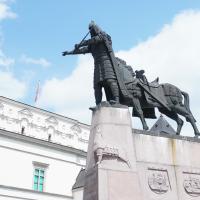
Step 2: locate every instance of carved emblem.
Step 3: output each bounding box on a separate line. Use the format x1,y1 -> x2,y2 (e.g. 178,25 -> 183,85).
93,126 -> 130,167
183,172 -> 200,197
148,168 -> 171,194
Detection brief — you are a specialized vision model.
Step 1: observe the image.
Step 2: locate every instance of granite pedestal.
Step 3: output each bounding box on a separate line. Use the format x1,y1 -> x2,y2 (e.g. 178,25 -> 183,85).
83,104 -> 142,200
83,104 -> 200,200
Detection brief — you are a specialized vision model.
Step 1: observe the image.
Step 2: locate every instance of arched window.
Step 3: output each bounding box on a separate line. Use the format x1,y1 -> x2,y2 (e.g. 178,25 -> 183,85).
47,126 -> 54,135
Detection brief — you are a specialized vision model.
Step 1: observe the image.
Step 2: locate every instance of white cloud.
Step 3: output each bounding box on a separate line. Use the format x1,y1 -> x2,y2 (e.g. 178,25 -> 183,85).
38,10 -> 200,136
0,0 -> 16,70
0,71 -> 27,99
117,10 -> 200,91
0,0 -> 16,21
0,1 -> 26,100
116,10 -> 200,135
0,40 -> 24,101
38,55 -> 94,121
0,51 -> 14,69
20,54 -> 51,68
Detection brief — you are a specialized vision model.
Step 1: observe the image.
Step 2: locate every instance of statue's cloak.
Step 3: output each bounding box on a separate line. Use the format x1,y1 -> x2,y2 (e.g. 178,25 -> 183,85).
99,33 -> 133,103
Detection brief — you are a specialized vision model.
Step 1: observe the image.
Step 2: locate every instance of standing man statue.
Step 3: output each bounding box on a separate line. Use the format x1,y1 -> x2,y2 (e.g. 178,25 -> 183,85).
62,21 -> 120,108
62,21 -> 149,130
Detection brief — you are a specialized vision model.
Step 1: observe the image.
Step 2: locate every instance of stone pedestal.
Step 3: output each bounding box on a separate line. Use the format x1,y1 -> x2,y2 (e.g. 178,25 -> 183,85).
83,104 -> 142,200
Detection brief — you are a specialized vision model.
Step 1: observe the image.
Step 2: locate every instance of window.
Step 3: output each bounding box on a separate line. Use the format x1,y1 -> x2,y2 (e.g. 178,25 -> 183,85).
32,161 -> 49,192
33,168 -> 45,192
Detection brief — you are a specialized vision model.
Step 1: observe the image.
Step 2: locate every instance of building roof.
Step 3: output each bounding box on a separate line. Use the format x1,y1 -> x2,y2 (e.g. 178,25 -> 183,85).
0,96 -> 90,129
150,115 -> 176,134
72,168 -> 85,190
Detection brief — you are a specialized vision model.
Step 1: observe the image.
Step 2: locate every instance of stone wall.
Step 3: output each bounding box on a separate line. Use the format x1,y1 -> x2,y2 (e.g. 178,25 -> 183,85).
82,105 -> 200,200
134,130 -> 200,200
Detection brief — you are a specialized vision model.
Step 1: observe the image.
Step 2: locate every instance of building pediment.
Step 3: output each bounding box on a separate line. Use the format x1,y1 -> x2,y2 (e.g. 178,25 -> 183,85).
19,108 -> 33,117
45,116 -> 58,125
71,124 -> 82,134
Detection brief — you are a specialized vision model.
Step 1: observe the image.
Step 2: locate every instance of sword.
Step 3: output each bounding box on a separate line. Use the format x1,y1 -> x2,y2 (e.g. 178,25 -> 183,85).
75,31 -> 90,49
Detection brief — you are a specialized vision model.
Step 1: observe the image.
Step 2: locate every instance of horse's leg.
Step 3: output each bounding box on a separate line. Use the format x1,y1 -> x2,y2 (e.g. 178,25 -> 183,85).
132,97 -> 149,130
173,105 -> 200,136
158,108 -> 184,135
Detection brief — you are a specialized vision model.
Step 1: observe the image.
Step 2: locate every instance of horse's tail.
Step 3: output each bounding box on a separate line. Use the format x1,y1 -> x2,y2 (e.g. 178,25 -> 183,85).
181,91 -> 190,111
181,91 -> 196,122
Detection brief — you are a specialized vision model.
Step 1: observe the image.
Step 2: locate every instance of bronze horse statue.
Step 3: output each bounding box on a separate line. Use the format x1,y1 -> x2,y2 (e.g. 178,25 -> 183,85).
115,58 -> 200,136
63,21 -> 199,137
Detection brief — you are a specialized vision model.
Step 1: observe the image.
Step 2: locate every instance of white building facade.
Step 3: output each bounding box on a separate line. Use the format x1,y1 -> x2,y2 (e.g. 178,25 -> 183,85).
0,96 -> 89,200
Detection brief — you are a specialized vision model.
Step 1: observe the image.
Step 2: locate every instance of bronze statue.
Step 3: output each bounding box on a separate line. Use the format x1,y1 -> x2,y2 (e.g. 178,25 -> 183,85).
62,21 -> 199,137
63,21 -> 120,106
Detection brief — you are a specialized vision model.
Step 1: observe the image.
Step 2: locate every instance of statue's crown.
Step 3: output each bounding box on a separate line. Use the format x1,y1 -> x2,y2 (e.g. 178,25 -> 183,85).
89,20 -> 96,29
88,21 -> 102,35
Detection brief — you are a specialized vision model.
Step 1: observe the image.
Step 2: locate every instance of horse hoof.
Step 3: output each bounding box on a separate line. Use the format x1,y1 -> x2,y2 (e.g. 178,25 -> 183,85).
195,132 -> 200,137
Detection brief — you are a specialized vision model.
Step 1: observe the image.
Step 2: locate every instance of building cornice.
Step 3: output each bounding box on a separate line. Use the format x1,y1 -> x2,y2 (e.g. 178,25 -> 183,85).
0,128 -> 87,157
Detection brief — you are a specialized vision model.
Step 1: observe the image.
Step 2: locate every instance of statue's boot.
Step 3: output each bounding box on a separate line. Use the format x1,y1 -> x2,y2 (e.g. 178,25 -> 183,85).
89,104 -> 99,111
109,81 -> 120,105
89,106 -> 97,111
109,96 -> 120,105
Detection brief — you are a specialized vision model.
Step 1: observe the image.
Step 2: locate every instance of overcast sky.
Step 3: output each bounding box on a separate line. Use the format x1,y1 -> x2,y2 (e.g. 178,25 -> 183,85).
0,0 -> 200,136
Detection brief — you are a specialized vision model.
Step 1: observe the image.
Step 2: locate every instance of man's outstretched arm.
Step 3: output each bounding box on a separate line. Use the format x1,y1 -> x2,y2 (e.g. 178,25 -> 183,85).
62,46 -> 90,56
